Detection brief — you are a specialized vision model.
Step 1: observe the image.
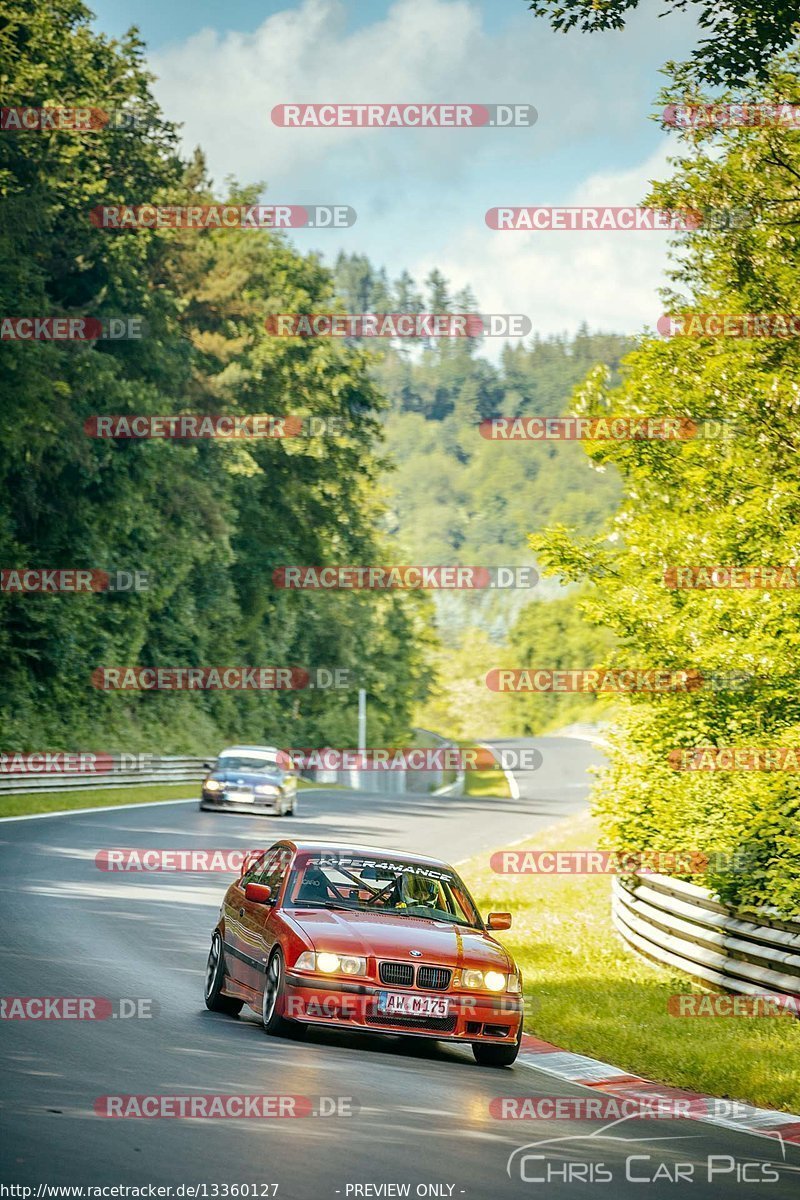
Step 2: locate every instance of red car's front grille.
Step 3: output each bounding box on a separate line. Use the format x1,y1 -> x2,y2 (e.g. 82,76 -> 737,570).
378,962 -> 453,990
416,966 -> 451,991
379,961 -> 414,987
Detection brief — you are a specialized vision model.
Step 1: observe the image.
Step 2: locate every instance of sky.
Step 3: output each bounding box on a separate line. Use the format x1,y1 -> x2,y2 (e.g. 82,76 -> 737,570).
88,0 -> 700,344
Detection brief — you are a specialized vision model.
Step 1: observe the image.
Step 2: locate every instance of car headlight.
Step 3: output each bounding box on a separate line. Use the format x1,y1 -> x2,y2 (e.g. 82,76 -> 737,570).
255,784 -> 279,796
462,968 -> 507,992
204,779 -> 222,792
294,951 -> 367,976
506,972 -> 522,994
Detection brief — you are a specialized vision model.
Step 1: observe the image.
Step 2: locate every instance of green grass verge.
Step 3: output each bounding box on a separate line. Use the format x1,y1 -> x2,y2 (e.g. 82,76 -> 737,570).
0,781 -> 196,818
462,768 -> 511,798
460,810 -> 800,1113
459,742 -> 512,799
0,775 -> 328,819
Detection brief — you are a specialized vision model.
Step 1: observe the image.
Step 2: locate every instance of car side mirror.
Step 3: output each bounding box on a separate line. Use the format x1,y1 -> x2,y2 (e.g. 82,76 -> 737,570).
245,882 -> 273,905
487,912 -> 512,931
202,762 -> 214,771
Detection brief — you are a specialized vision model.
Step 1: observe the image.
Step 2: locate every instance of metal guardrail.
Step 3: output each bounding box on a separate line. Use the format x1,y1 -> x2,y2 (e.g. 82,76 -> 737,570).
0,756 -> 209,795
0,730 -> 464,797
612,872 -> 800,1001
303,728 -> 463,795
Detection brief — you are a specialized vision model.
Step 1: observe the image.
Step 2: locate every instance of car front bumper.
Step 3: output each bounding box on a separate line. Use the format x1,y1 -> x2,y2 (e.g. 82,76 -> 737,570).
283,973 -> 523,1042
201,792 -> 283,812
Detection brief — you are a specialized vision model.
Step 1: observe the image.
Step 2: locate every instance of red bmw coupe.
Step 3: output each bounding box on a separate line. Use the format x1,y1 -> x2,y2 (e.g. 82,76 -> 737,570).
204,840 -> 524,1066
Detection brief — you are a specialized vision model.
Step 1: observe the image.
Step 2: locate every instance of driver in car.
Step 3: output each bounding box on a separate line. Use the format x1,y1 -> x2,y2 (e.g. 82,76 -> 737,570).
392,872 -> 440,913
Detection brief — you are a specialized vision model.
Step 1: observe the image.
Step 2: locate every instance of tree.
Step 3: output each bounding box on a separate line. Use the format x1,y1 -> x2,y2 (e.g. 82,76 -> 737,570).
532,52 -> 800,915
0,0 -> 434,752
527,1 -> 800,86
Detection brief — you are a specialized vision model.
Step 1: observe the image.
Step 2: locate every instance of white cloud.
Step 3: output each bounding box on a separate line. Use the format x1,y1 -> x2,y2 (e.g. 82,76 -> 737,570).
151,0 -> 691,189
413,144 -> 679,343
149,0 -> 696,337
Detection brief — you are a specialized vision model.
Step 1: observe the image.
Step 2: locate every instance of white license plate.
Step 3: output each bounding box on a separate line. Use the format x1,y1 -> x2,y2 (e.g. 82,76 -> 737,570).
226,791 -> 253,803
377,991 -> 449,1018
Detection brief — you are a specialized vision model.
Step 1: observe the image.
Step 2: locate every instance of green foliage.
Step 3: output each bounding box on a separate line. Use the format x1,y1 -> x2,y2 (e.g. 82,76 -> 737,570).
333,253 -> 633,643
505,589 -> 615,734
526,1 -> 800,87
0,0 -> 433,754
534,53 -> 800,916
412,630 -> 516,740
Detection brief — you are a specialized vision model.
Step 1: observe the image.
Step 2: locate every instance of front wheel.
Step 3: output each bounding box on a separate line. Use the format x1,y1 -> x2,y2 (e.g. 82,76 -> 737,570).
204,932 -> 243,1015
472,1024 -> 521,1067
262,949 -> 305,1037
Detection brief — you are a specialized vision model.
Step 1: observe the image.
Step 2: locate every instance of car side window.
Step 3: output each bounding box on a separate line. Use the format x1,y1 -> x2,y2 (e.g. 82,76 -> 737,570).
242,849 -> 277,888
258,846 -> 293,900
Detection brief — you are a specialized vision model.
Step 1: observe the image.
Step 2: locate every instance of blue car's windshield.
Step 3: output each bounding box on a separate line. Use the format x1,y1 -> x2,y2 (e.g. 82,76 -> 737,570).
217,755 -> 281,773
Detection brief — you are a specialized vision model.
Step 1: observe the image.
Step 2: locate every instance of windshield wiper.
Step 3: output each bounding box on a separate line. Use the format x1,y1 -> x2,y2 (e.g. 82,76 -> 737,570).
293,900 -> 355,911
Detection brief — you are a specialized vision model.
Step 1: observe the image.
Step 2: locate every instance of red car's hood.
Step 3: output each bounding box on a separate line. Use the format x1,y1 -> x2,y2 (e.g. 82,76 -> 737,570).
284,908 -> 513,971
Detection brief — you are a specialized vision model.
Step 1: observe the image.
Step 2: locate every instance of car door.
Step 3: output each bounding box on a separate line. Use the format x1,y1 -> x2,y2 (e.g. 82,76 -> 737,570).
225,847 -> 279,990
236,845 -> 293,993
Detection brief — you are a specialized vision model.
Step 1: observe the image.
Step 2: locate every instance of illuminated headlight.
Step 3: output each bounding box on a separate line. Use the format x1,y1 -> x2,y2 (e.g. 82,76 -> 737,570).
316,952 -> 341,973
204,779 -> 222,792
463,968 -> 507,992
295,951 -> 368,977
255,785 -> 279,797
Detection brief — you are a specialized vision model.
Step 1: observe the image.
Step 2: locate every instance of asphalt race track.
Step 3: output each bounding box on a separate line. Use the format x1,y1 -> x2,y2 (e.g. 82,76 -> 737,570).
1,736 -> 798,1198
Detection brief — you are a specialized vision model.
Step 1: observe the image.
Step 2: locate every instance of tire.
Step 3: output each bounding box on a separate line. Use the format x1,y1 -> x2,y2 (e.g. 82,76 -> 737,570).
204,932 -> 243,1015
261,948 -> 304,1037
472,1024 -> 522,1067
287,791 -> 297,816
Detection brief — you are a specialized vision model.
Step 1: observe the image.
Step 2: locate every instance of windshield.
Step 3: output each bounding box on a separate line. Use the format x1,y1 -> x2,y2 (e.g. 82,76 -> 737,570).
216,755 -> 282,773
286,853 -> 481,928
